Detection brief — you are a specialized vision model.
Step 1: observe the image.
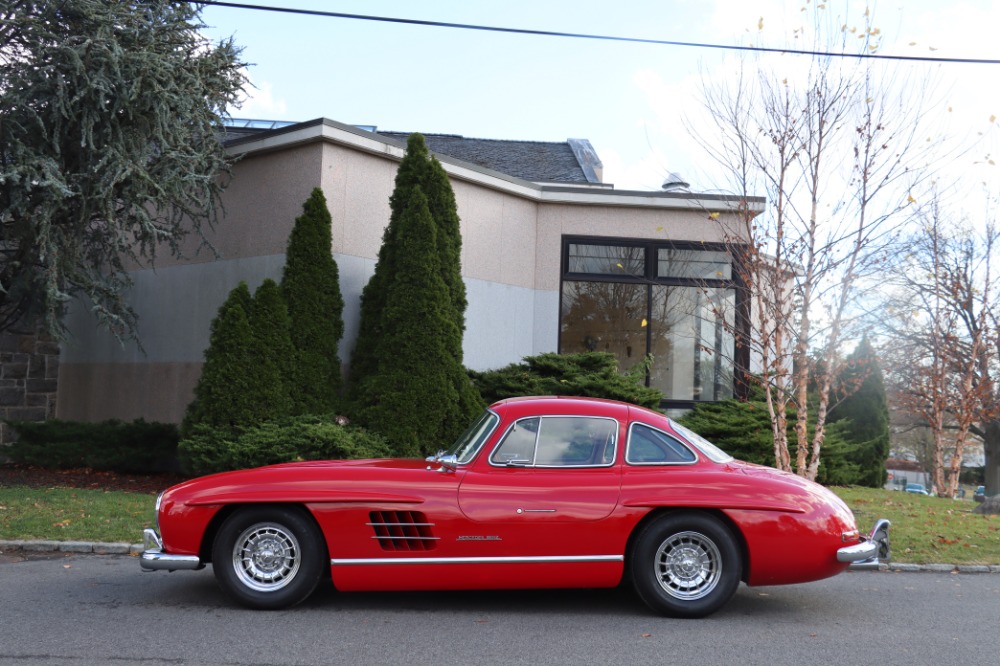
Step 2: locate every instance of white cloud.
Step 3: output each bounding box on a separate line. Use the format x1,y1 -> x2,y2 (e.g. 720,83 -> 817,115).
232,75 -> 289,120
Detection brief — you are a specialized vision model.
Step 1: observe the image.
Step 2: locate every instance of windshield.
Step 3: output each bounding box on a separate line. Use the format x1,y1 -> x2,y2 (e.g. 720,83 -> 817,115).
444,410 -> 500,463
669,420 -> 734,463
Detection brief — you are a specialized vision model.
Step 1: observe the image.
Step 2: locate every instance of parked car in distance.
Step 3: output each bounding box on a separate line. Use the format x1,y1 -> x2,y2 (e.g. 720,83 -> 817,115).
905,483 -> 930,495
140,396 -> 890,618
974,486 -> 986,502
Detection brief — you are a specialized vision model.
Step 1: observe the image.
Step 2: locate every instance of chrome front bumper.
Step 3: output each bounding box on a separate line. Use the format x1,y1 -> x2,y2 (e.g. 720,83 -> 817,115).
837,518 -> 891,570
139,528 -> 202,572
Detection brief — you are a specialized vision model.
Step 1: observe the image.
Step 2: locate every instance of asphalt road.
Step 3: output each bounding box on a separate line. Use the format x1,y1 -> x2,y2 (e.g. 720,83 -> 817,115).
1,553 -> 996,666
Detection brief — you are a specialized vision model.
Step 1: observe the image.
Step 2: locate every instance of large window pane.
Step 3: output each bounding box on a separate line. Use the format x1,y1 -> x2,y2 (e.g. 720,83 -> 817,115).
560,280 -> 648,370
657,248 -> 732,280
648,286 -> 735,401
568,244 -> 645,276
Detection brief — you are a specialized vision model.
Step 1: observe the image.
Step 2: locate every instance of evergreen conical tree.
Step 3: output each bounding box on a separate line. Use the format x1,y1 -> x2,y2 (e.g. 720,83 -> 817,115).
347,133 -> 483,438
352,187 -> 471,456
182,283 -> 260,434
425,156 -> 468,326
829,336 -> 891,487
250,278 -> 295,417
183,280 -> 297,436
281,188 -> 345,413
349,134 -> 432,390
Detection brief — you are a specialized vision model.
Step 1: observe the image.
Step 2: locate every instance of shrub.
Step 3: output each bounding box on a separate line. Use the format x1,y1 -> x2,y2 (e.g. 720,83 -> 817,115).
178,415 -> 391,476
470,352 -> 663,409
6,419 -> 178,473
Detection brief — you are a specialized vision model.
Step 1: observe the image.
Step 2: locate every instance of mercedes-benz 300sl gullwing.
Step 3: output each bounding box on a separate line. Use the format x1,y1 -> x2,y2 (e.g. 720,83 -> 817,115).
141,396 -> 889,617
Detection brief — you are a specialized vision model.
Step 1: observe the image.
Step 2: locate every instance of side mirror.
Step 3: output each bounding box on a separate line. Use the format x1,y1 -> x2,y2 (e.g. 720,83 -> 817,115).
436,454 -> 459,472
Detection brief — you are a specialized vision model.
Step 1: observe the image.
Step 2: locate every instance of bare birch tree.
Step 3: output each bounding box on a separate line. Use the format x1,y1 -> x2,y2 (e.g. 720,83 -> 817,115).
880,195 -> 998,496
694,6 -> 939,479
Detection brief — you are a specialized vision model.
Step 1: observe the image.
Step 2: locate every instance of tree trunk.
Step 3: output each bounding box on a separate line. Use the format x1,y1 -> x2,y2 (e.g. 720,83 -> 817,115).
983,418 -> 1000,496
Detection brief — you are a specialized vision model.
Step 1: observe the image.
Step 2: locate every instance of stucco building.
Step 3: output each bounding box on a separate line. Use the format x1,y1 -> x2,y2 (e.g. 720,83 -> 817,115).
55,118 -> 762,424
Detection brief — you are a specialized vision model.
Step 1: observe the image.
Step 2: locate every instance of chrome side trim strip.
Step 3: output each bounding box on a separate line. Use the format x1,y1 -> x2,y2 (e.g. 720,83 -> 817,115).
331,555 -> 624,566
370,536 -> 440,540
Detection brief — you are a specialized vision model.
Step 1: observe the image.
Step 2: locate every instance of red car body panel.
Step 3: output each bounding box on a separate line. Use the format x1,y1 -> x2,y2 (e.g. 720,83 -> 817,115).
152,396 -> 865,594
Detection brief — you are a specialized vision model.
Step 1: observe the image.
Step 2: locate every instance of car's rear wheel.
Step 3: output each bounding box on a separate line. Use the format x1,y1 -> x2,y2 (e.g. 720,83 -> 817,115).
631,512 -> 741,618
211,506 -> 326,610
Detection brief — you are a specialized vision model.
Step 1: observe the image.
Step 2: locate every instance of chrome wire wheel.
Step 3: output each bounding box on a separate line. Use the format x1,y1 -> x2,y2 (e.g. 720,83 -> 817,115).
231,522 -> 301,593
654,530 -> 722,601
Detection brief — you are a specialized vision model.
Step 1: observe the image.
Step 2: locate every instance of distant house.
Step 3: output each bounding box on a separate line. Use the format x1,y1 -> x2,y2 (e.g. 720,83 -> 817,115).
52,118 -> 763,425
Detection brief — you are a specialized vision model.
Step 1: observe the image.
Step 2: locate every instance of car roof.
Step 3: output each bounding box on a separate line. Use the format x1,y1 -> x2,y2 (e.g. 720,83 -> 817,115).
488,395 -> 656,422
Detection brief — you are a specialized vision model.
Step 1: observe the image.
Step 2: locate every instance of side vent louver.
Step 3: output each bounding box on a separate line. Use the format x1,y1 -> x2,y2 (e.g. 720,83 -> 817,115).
367,511 -> 438,551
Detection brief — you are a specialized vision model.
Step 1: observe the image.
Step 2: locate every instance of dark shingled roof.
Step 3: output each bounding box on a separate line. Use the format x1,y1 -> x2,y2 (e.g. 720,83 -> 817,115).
376,132 -> 597,184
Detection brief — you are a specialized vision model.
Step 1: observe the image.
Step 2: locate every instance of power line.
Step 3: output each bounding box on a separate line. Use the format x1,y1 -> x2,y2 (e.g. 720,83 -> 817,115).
195,0 -> 1000,65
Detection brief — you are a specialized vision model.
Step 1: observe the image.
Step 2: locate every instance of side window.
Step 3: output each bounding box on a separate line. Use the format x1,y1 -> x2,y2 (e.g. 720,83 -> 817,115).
627,423 -> 697,465
490,416 -> 617,467
535,417 -> 617,467
491,417 -> 540,464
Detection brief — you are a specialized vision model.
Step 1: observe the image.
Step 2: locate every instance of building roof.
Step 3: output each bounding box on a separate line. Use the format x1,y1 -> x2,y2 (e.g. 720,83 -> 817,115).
220,117 -> 765,214
375,132 -> 603,185
221,119 -> 602,185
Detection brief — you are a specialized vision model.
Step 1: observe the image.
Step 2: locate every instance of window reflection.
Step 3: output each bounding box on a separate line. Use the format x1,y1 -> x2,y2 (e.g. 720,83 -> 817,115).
568,244 -> 645,276
648,286 -> 734,401
560,280 -> 648,370
560,239 -> 741,403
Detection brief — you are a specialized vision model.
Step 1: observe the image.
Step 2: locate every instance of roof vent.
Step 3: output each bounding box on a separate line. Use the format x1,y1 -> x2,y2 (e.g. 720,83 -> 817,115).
661,172 -> 690,192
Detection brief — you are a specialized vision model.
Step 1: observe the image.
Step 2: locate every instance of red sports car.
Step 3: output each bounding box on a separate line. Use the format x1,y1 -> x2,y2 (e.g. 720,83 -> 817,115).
140,396 -> 889,617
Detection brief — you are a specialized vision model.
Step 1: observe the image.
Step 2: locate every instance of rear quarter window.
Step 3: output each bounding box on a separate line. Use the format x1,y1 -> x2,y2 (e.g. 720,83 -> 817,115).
626,423 -> 697,465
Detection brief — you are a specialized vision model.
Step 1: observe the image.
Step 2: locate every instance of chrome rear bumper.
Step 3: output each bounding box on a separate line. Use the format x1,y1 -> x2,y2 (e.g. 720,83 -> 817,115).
837,518 -> 891,570
139,528 -> 202,572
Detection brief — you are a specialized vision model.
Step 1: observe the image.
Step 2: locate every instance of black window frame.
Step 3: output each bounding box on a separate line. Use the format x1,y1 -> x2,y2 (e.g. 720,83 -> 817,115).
559,235 -> 751,410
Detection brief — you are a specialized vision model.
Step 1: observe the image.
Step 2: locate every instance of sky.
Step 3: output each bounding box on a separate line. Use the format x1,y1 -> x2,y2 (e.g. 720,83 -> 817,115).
198,0 -> 1000,194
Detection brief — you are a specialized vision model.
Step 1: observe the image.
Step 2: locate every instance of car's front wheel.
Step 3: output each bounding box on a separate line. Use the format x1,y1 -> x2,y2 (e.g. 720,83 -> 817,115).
631,512 -> 741,618
211,506 -> 326,610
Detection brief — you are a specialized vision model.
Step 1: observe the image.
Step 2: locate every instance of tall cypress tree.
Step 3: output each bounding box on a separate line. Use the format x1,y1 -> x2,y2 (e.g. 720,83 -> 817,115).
829,337 -> 891,487
250,278 -> 295,417
281,188 -> 345,413
352,186 -> 465,456
347,134 -> 483,437
348,134 -> 432,390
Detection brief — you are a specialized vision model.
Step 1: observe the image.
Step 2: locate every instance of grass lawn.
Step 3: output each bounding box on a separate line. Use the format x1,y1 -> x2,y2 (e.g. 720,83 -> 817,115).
834,486 -> 1000,565
1,483 -> 999,565
0,487 -> 156,544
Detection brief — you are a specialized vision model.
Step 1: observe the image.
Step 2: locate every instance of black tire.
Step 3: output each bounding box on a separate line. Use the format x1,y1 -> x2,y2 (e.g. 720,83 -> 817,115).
211,506 -> 326,610
630,512 -> 741,618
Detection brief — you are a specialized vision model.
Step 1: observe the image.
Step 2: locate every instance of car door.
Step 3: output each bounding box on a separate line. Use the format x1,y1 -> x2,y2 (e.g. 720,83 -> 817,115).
457,415 -> 622,531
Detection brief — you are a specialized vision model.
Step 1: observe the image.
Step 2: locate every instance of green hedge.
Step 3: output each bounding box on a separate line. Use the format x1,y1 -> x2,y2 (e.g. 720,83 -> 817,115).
5,419 -> 179,473
470,352 -> 663,409
178,414 -> 392,476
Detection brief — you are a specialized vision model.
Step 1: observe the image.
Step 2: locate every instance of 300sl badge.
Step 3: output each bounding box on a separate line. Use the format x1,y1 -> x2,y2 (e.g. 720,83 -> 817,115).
456,535 -> 502,541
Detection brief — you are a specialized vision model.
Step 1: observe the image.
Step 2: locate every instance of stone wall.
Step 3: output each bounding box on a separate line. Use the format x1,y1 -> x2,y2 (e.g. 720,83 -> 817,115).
0,327 -> 59,446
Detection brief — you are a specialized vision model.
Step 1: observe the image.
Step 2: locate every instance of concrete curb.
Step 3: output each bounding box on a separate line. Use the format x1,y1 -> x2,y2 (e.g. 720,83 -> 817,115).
0,539 -> 143,555
2,539 -> 1000,573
